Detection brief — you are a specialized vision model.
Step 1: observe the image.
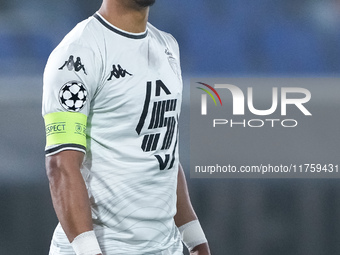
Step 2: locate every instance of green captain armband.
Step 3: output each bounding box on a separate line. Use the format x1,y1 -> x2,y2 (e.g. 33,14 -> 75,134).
44,112 -> 87,155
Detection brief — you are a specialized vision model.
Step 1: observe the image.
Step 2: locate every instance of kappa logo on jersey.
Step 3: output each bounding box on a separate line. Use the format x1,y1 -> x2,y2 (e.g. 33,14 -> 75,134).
59,81 -> 88,112
165,48 -> 173,57
59,55 -> 87,75
165,48 -> 181,80
136,80 -> 178,171
107,64 -> 132,80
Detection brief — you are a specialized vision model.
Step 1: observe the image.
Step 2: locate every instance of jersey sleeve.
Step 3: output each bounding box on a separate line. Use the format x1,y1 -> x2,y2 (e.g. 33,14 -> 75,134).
42,43 -> 101,156
164,32 -> 183,83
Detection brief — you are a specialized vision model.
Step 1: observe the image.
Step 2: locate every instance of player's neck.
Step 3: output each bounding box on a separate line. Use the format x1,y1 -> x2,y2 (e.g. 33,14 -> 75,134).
98,1 -> 149,33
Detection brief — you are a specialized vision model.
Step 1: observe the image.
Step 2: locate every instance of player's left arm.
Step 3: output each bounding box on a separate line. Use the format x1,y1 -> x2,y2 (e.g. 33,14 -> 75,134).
174,163 -> 211,255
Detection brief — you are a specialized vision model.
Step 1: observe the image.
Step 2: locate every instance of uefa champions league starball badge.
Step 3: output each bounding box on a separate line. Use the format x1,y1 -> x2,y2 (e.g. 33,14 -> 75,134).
59,81 -> 88,112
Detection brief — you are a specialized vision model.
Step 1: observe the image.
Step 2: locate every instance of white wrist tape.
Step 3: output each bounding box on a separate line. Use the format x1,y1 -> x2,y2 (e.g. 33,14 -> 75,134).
71,230 -> 102,255
178,220 -> 207,251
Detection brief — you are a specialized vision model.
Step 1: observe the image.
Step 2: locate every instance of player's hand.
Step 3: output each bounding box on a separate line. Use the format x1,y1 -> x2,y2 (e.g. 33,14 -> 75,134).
190,242 -> 211,255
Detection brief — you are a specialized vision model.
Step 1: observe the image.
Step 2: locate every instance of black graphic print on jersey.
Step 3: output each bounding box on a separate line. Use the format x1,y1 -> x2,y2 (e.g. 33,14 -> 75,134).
136,80 -> 179,170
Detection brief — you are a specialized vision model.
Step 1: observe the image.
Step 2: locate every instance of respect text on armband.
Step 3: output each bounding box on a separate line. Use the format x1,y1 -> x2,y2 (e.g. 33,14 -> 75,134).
46,122 -> 66,136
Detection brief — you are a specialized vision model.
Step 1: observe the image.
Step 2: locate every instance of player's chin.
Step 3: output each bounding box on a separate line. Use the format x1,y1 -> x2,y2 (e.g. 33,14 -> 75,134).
134,0 -> 156,8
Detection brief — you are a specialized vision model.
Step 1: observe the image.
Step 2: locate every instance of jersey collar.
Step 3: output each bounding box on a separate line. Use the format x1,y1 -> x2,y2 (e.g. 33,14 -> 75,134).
93,13 -> 148,39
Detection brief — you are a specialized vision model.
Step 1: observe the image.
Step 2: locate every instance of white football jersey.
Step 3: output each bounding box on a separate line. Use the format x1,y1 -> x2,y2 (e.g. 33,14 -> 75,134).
43,12 -> 183,255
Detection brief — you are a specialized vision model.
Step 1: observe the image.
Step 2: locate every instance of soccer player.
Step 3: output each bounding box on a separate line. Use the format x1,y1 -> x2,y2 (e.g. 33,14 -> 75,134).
42,0 -> 211,254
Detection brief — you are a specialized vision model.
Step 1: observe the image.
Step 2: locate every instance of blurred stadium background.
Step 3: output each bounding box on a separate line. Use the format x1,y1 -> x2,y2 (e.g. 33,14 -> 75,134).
1,0 -> 340,254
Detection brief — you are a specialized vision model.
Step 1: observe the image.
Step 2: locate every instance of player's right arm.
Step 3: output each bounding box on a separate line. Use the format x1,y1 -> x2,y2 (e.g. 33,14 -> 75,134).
43,39 -> 103,254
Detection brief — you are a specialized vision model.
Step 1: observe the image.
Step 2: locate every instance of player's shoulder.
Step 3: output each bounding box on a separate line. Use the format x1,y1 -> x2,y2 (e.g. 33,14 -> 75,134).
147,23 -> 179,51
53,16 -> 102,55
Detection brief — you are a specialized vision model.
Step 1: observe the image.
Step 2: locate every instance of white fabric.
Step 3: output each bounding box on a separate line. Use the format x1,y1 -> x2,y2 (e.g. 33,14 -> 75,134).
43,12 -> 183,255
71,231 -> 102,255
178,220 -> 207,251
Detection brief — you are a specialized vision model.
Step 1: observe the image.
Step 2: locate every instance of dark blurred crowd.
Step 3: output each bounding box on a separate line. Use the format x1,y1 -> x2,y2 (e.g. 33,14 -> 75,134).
1,0 -> 340,75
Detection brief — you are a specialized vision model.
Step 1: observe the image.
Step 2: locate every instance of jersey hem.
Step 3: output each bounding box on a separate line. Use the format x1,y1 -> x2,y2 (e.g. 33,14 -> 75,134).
45,143 -> 86,156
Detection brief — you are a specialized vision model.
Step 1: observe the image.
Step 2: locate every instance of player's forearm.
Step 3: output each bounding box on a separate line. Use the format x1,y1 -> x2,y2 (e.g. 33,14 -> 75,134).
175,163 -> 211,255
46,151 -> 93,242
49,171 -> 93,242
174,163 -> 197,227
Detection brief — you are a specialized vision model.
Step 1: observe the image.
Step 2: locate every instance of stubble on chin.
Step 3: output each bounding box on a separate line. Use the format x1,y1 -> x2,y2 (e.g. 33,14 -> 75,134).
134,0 -> 155,8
